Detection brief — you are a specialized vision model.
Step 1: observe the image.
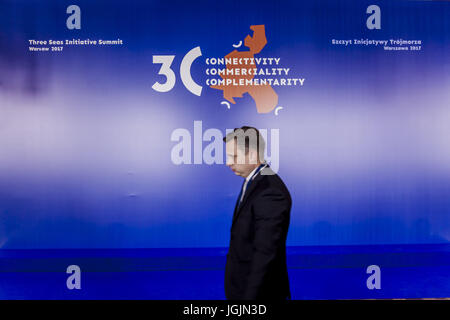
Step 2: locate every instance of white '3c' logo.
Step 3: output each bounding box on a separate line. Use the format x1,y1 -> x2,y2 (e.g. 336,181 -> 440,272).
152,47 -> 203,96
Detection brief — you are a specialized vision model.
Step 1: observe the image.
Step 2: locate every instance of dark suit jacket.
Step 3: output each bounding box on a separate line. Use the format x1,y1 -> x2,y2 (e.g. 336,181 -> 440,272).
225,165 -> 292,300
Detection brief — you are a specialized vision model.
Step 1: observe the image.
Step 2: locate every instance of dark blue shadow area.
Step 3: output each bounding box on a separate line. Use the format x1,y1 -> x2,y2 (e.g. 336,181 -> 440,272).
0,244 -> 449,299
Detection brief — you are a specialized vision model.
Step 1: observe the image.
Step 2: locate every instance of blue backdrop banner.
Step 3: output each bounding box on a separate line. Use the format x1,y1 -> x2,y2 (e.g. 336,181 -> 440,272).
0,0 -> 449,299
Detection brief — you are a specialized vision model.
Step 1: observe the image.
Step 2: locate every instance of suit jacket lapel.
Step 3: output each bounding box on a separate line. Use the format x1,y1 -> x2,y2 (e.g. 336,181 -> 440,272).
231,192 -> 241,223
231,172 -> 264,228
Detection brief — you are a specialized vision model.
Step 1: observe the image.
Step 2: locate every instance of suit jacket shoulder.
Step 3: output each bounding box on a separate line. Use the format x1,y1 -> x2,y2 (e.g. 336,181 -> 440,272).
235,167 -> 292,223
252,168 -> 292,205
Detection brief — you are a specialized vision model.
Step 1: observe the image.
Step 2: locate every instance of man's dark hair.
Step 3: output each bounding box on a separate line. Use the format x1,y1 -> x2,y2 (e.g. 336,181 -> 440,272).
223,126 -> 265,161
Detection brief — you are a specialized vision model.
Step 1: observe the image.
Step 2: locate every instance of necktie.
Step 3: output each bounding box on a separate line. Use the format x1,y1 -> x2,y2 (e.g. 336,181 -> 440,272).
236,164 -> 268,206
238,179 -> 249,204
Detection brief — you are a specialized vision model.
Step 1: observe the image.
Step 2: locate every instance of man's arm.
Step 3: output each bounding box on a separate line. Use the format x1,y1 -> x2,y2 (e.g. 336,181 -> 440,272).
243,187 -> 290,299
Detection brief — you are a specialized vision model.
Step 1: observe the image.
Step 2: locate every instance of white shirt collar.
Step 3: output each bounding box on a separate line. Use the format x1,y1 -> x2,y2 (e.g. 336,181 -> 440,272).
245,163 -> 267,182
245,166 -> 259,183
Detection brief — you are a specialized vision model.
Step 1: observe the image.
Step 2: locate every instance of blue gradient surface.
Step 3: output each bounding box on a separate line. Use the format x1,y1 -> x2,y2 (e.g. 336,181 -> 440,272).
0,244 -> 449,299
0,0 -> 449,251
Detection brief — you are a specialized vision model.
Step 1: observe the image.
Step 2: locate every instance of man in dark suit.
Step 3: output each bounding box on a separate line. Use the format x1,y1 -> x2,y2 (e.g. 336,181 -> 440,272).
223,126 -> 292,300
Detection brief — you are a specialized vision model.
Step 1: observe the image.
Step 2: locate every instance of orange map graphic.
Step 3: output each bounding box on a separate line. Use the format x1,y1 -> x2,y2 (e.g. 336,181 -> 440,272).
211,25 -> 278,113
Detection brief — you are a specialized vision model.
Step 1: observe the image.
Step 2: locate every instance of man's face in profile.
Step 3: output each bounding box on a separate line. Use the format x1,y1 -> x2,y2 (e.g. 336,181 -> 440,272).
225,140 -> 259,178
